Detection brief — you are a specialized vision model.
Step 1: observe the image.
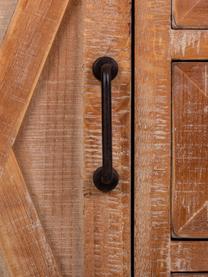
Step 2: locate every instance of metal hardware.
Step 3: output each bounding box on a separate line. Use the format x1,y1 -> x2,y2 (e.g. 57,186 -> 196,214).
92,56 -> 119,192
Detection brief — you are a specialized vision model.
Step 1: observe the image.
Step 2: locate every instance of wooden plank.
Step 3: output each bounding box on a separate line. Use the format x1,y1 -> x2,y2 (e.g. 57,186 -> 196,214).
172,62 -> 208,238
171,273 -> 208,277
15,2 -> 85,275
82,1 -> 131,276
135,0 -> 171,275
15,0 -> 131,275
0,1 -> 18,275
0,0 -> 17,42
0,149 -> 61,276
170,30 -> 208,60
0,0 -> 72,275
171,241 -> 208,272
172,0 -> 208,29
0,0 -> 71,174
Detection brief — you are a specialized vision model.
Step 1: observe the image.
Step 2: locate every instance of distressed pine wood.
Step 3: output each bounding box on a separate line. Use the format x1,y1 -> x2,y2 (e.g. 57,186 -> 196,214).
172,62 -> 208,238
136,0 -> 208,275
0,0 -> 73,275
135,0 -> 171,275
0,2 -> 18,275
171,273 -> 208,277
0,0 -> 17,42
172,0 -> 208,29
15,2 -> 85,275
170,31 -> 208,59
171,241 -> 208,272
82,1 -> 131,276
14,0 -> 131,276
0,0 -> 71,174
0,149 -> 61,276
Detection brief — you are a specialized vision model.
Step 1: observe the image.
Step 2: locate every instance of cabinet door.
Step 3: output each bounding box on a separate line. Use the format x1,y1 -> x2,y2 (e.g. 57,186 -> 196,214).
135,0 -> 208,275
0,0 -> 131,276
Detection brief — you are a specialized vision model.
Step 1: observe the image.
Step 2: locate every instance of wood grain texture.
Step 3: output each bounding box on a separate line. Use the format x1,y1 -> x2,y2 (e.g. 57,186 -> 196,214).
0,0 -> 75,275
172,0 -> 208,29
136,0 -> 208,274
0,1 -> 17,275
82,0 -> 131,276
171,241 -> 208,272
15,0 -> 131,276
135,0 -> 171,275
0,0 -> 17,42
172,62 -> 208,238
171,273 -> 208,277
0,149 -> 61,276
171,30 -> 208,60
15,2 -> 84,276
0,0 -> 71,175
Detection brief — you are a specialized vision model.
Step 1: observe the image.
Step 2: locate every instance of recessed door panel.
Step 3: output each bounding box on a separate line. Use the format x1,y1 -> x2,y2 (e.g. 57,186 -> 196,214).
173,0 -> 208,29
172,62 -> 208,238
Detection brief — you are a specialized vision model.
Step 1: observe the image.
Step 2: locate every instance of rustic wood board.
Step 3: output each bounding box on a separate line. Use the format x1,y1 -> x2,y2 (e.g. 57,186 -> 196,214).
136,0 -> 208,275
0,0 -> 71,174
172,0 -> 208,29
82,1 -> 131,275
135,0 -> 171,275
15,0 -> 131,276
171,241 -> 208,272
172,62 -> 208,238
0,0 -> 72,275
15,1 -> 85,275
0,0 -> 17,42
171,273 -> 208,277
0,150 -> 61,276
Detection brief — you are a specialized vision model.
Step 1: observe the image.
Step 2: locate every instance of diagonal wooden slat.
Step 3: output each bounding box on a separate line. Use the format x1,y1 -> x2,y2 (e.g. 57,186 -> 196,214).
0,0 -> 72,174
0,0 -> 72,275
0,149 -> 61,276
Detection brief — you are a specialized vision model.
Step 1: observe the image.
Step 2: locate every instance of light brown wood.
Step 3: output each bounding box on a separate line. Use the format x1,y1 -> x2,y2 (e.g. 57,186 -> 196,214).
171,273 -> 208,277
14,0 -> 131,276
172,0 -> 208,29
0,0 -> 17,43
0,0 -> 71,174
172,62 -> 208,238
135,0 -> 208,275
82,1 -> 131,275
0,149 -> 61,276
15,2 -> 85,275
0,0 -> 73,275
135,0 -> 171,275
171,241 -> 208,272
170,30 -> 208,59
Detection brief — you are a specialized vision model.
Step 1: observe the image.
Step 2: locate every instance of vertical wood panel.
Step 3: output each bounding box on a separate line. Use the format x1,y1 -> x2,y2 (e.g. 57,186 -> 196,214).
172,62 -> 208,238
15,2 -> 84,276
135,0 -> 171,275
0,1 -> 18,275
83,1 -> 131,276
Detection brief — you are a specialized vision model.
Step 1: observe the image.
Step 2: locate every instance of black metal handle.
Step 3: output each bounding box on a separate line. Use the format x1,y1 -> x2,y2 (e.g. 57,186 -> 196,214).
92,57 -> 119,192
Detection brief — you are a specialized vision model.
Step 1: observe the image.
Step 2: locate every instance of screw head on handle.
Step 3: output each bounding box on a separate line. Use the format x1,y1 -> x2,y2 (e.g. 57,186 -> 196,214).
93,56 -> 118,81
93,167 -> 119,192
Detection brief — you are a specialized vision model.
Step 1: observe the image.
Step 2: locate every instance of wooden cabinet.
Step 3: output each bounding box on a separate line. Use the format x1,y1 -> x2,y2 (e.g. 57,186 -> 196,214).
1,0 -> 208,276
